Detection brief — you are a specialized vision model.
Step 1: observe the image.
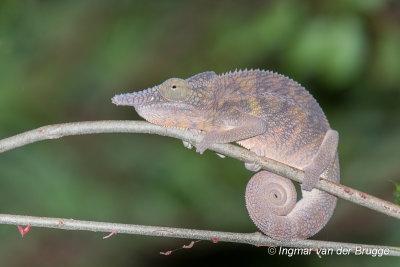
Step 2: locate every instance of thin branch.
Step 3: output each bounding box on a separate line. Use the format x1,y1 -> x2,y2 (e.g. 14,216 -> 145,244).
1,213 -> 399,256
1,120 -> 399,220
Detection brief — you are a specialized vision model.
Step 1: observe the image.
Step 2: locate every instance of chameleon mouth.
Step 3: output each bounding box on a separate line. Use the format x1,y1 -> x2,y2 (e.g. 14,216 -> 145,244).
134,102 -> 201,129
134,102 -> 198,121
135,101 -> 192,110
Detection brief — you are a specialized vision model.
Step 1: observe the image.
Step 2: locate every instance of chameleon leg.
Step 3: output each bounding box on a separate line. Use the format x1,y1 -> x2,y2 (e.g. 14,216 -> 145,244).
182,129 -> 203,149
195,114 -> 267,154
182,129 -> 225,158
301,129 -> 339,191
244,146 -> 266,172
182,141 -> 193,149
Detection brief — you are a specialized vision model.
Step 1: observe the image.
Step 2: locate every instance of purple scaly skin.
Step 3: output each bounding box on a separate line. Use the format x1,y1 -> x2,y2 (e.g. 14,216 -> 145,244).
112,70 -> 339,241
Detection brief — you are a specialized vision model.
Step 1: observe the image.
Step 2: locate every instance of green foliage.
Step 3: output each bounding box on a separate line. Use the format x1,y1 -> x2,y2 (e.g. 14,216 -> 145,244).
391,181 -> 400,205
285,15 -> 366,88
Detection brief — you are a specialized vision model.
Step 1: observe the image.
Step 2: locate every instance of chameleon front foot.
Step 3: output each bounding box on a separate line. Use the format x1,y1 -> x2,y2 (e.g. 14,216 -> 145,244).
182,130 -> 225,158
182,141 -> 193,149
193,139 -> 225,158
194,141 -> 225,157
182,129 -> 203,150
195,134 -> 214,154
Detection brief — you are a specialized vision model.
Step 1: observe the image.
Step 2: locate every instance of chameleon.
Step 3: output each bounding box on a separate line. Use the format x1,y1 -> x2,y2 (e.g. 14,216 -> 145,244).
111,70 -> 339,241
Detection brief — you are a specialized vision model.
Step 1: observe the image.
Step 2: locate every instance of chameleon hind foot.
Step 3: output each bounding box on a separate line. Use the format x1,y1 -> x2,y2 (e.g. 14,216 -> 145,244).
302,129 -> 339,191
245,146 -> 265,172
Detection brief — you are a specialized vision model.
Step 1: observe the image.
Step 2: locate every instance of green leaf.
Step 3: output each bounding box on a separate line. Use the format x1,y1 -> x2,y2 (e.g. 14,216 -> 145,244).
390,181 -> 400,205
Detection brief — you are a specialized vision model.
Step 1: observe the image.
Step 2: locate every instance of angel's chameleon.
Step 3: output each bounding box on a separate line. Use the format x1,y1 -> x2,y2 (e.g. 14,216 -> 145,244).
112,70 -> 340,241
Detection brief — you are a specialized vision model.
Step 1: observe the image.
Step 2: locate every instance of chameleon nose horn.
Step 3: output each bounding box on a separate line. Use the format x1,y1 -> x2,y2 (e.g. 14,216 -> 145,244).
111,92 -> 142,107
112,86 -> 158,107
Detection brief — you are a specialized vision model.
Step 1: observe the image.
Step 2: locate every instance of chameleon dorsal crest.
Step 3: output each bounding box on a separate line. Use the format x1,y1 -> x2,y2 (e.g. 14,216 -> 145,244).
112,69 -> 340,241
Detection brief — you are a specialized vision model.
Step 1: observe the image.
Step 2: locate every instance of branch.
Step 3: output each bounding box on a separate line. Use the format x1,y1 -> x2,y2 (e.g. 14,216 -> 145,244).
1,213 -> 399,256
1,120 -> 399,219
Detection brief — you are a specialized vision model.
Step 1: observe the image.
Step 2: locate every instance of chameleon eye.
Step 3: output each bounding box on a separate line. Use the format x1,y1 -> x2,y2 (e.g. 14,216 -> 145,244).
159,78 -> 192,101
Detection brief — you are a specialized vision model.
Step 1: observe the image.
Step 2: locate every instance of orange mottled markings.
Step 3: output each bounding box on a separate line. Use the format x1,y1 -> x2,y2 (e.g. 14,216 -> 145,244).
313,132 -> 325,149
272,125 -> 284,136
267,97 -> 281,114
197,113 -> 221,131
273,75 -> 285,85
178,121 -> 191,129
217,98 -> 227,108
294,107 -> 307,123
248,97 -> 262,115
290,108 -> 305,137
198,120 -> 206,130
238,75 -> 256,91
163,118 -> 174,127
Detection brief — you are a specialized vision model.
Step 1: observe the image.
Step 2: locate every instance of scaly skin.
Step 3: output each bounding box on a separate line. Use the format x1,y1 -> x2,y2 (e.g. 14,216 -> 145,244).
112,70 -> 340,241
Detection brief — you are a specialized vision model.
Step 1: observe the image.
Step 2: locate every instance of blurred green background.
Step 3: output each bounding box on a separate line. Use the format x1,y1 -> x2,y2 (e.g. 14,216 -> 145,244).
1,0 -> 400,266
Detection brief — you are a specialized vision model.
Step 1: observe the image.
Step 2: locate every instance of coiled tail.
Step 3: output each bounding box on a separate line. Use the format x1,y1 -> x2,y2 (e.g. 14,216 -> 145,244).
245,169 -> 337,241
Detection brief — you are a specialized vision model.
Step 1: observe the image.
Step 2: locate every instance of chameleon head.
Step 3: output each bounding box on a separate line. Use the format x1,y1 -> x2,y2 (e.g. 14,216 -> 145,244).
111,77 -> 209,128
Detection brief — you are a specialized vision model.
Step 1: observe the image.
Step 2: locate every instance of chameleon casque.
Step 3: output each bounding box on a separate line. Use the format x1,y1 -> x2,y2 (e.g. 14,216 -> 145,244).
112,70 -> 340,241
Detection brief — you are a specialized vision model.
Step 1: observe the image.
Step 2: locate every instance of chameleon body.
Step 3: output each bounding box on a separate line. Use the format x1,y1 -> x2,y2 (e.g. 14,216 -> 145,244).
112,70 -> 339,241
